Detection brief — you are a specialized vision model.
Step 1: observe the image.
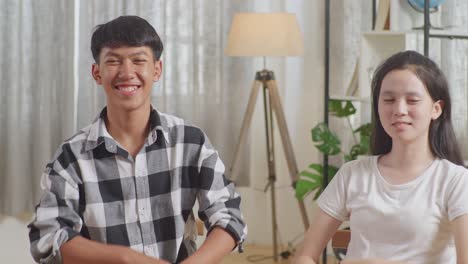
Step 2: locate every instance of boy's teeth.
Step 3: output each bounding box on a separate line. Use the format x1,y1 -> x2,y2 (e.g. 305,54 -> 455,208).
119,86 -> 138,92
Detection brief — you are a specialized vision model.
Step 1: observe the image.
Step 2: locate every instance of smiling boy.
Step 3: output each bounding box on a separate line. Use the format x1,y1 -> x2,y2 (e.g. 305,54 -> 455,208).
28,16 -> 246,264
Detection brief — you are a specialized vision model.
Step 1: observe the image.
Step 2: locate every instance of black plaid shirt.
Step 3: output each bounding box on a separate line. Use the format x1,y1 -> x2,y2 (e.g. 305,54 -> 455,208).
28,107 -> 247,264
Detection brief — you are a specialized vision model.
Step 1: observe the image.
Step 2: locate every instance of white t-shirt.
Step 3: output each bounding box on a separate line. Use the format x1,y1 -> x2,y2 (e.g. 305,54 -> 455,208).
317,156 -> 468,264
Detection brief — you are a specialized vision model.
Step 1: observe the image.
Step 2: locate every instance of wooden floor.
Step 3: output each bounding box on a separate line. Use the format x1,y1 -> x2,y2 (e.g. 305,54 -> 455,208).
222,244 -> 337,264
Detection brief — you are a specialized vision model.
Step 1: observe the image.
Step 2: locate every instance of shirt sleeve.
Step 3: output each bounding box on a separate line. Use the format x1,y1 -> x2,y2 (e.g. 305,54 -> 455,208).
446,164 -> 468,222
28,148 -> 82,263
316,162 -> 350,222
195,134 -> 247,252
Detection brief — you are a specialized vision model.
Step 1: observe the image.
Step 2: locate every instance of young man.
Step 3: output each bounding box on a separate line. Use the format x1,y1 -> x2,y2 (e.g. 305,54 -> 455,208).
28,16 -> 246,264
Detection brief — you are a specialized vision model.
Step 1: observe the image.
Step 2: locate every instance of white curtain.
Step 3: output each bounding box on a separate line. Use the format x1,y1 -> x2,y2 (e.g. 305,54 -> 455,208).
0,0 -> 76,216
440,1 -> 468,160
0,0 -> 254,216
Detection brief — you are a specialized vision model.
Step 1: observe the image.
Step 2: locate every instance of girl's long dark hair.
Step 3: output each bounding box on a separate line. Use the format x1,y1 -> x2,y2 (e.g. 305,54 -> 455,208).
370,50 -> 464,166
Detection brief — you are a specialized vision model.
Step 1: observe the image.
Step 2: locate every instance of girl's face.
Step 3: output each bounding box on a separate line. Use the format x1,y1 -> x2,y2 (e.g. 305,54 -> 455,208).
378,69 -> 443,146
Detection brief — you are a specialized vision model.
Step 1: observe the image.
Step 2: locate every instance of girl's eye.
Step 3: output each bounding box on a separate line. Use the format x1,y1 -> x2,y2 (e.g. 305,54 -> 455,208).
383,99 -> 394,102
408,99 -> 420,104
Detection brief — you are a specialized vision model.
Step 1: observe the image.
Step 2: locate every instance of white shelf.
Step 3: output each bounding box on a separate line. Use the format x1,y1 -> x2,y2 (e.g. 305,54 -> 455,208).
428,29 -> 468,37
367,29 -> 468,39
329,95 -> 371,102
359,31 -> 421,101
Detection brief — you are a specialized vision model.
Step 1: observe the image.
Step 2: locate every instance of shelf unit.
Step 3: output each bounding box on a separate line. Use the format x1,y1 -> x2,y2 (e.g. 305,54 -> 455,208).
386,0 -> 468,54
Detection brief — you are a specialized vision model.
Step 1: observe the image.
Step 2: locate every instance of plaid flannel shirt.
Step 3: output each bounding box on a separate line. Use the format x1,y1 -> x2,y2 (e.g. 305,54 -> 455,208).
28,107 -> 247,263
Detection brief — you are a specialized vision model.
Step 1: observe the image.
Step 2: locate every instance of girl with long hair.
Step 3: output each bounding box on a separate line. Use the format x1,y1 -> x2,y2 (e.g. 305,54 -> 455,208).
294,50 -> 467,264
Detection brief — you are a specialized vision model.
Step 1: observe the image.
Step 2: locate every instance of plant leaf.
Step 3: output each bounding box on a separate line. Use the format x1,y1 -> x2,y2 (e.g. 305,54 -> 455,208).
308,164 -> 323,173
311,123 -> 341,155
354,123 -> 372,138
329,100 -> 357,117
360,135 -> 370,153
295,164 -> 340,200
295,169 -> 322,200
345,137 -> 370,161
328,165 -> 339,181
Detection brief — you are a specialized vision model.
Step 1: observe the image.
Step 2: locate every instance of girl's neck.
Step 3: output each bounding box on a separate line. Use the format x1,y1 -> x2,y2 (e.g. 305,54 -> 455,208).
378,140 -> 436,185
382,140 -> 435,170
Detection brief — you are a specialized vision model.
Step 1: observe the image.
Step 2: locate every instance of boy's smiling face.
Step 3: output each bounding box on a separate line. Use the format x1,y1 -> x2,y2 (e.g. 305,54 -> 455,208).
92,46 -> 162,113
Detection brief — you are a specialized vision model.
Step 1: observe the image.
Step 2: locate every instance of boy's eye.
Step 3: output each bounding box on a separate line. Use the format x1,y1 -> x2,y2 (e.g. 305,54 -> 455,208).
407,99 -> 420,104
383,98 -> 394,102
134,59 -> 147,64
105,59 -> 120,64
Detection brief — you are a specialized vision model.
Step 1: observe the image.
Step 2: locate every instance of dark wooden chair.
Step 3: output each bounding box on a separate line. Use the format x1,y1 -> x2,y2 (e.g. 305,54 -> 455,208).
332,229 -> 351,249
331,229 -> 351,263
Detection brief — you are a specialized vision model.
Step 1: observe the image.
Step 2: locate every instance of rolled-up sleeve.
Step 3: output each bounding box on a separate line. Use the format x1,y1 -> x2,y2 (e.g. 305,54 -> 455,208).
196,137 -> 247,252
28,158 -> 82,263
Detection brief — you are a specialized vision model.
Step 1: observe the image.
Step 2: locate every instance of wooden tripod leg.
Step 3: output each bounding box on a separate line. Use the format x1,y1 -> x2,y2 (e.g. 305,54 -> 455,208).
230,79 -> 262,181
267,79 -> 310,229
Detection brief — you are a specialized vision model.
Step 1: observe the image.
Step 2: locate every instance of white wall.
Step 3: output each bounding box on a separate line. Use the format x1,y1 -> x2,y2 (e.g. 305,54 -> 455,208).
0,216 -> 35,263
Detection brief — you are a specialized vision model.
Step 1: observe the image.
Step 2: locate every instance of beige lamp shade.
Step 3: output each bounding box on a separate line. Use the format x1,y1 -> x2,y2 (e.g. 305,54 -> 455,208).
225,13 -> 304,57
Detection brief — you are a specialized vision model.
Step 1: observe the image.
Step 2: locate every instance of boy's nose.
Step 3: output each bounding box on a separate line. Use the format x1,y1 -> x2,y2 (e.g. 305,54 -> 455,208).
118,61 -> 135,79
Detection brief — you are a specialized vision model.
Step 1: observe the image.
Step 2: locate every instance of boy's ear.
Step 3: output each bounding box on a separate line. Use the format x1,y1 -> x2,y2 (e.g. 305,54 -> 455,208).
92,63 -> 102,85
153,60 -> 163,82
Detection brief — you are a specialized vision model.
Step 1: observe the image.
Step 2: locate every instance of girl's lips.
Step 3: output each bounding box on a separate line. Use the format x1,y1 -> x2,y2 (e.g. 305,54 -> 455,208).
392,121 -> 411,130
392,121 -> 411,125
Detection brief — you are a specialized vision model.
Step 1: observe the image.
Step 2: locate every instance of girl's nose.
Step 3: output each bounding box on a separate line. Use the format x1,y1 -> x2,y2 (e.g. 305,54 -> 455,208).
394,100 -> 408,116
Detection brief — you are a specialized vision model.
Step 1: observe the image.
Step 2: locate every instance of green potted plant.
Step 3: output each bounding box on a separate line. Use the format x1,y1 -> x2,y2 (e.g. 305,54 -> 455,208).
295,99 -> 372,200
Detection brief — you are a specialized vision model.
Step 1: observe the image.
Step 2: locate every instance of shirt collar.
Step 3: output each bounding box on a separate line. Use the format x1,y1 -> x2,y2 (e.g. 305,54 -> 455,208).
83,105 -> 169,152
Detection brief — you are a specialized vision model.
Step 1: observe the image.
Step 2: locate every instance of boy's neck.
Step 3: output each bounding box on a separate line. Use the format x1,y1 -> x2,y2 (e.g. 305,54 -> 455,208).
105,104 -> 151,156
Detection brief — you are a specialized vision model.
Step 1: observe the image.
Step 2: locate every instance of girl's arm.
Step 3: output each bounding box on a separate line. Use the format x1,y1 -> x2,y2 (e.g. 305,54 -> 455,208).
293,208 -> 342,264
453,214 -> 468,264
341,259 -> 405,264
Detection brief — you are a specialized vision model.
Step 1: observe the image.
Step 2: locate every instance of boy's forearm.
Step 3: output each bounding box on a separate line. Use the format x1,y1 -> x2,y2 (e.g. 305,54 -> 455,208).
61,236 -> 168,264
182,227 -> 236,264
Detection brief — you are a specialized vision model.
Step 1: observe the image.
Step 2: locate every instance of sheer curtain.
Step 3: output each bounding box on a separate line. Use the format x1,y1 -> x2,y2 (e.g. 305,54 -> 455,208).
0,0 -> 76,216
0,0 -> 254,216
440,1 -> 468,160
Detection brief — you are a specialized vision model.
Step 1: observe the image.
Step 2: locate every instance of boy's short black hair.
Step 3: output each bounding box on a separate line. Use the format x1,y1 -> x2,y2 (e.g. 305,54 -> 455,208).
91,15 -> 164,63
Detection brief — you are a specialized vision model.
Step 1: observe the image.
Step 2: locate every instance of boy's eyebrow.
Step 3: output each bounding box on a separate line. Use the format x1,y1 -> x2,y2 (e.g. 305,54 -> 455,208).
102,51 -> 121,58
102,50 -> 150,58
129,51 -> 151,57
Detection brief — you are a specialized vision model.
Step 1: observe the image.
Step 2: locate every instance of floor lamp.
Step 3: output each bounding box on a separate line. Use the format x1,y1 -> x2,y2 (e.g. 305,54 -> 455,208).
225,13 -> 310,262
